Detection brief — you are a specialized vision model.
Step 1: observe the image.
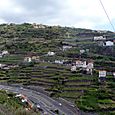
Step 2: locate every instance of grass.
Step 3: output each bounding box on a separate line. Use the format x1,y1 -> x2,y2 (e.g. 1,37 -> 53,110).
63,87 -> 90,90
0,55 -> 24,64
0,80 -> 7,82
31,77 -> 56,83
65,81 -> 91,85
75,86 -> 115,115
59,92 -> 82,98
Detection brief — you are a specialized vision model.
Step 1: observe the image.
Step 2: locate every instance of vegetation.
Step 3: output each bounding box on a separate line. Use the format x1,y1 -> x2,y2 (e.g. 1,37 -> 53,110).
0,90 -> 39,115
0,23 -> 115,115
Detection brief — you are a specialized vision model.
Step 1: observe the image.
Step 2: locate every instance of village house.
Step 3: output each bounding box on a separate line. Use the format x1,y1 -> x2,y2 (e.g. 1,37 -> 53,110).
24,53 -> 40,63
33,23 -> 46,29
86,61 -> 94,75
99,70 -> 107,82
24,57 -> 32,63
33,23 -> 38,29
0,50 -> 9,58
73,59 -> 94,75
2,50 -> 9,55
54,60 -> 64,64
47,51 -> 55,56
2,66 -> 10,70
103,41 -> 114,46
80,49 -> 85,54
94,36 -> 106,41
97,30 -> 107,33
82,61 -> 87,68
76,60 -> 87,68
37,24 -> 46,29
98,41 -> 104,46
31,55 -> 40,62
0,64 -> 6,69
76,60 -> 83,68
71,65 -> 77,72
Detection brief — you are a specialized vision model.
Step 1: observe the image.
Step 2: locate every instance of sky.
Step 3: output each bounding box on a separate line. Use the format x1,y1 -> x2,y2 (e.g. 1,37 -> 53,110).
0,0 -> 115,31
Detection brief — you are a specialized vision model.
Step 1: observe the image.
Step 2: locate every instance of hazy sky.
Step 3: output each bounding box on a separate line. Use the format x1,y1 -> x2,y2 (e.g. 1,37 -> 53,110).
0,0 -> 115,31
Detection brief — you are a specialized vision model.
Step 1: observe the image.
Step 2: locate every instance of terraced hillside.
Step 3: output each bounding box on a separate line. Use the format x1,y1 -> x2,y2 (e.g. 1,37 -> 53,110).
0,23 -> 115,115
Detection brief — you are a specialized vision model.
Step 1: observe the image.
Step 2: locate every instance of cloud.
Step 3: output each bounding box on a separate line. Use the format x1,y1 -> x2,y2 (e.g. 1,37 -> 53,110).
0,0 -> 115,31
0,19 -> 7,23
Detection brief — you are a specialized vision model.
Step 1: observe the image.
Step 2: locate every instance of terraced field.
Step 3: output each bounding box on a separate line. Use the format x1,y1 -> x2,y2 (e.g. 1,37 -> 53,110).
0,44 -> 115,114
0,26 -> 115,115
6,64 -> 93,103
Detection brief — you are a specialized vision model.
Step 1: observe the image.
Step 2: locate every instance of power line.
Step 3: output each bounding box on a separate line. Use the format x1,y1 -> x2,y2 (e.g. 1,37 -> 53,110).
99,0 -> 115,31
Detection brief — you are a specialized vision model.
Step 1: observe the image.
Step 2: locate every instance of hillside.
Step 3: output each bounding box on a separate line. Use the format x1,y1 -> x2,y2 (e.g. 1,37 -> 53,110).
0,23 -> 115,115
0,90 -> 39,115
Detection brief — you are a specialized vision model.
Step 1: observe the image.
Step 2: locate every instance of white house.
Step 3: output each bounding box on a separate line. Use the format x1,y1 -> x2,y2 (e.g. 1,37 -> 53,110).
24,57 -> 32,62
74,60 -> 94,75
47,51 -> 55,56
76,60 -> 83,68
80,50 -> 85,54
0,50 -> 9,58
82,61 -> 87,68
76,60 -> 87,68
31,56 -> 40,61
71,65 -> 77,72
0,64 -> 6,68
86,62 -> 94,75
38,24 -> 46,29
33,23 -> 46,29
99,70 -> 106,77
33,23 -> 38,29
2,50 -> 9,55
99,70 -> 106,82
103,41 -> 114,46
55,60 -> 63,64
94,36 -> 106,41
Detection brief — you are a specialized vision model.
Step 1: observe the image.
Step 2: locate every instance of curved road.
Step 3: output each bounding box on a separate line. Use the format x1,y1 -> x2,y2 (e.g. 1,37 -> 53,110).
0,85 -> 80,115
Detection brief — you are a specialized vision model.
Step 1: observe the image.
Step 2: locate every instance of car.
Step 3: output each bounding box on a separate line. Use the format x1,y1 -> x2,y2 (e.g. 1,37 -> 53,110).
36,104 -> 43,111
36,104 -> 40,108
20,87 -> 23,89
59,103 -> 62,106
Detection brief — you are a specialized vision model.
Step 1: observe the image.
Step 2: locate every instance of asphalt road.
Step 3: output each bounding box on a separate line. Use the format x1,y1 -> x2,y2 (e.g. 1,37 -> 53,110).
0,85 -> 80,115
